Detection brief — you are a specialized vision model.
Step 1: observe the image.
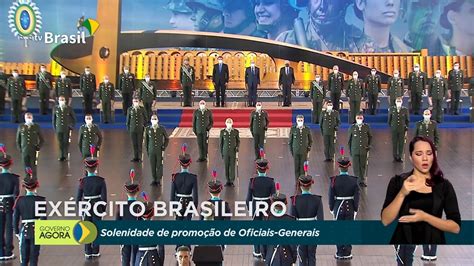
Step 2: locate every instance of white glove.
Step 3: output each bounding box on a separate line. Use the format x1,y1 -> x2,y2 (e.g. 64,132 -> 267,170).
16,234 -> 20,241
353,212 -> 357,220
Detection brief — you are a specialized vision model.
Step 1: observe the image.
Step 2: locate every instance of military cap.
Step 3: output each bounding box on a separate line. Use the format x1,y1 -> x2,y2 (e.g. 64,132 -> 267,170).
271,192 -> 287,204
255,158 -> 269,170
124,169 -> 140,194
179,153 -> 192,167
298,174 -> 313,187
337,157 -> 351,168
166,0 -> 193,13
84,157 -> 99,168
208,180 -> 223,194
0,154 -> 12,167
23,168 -> 38,190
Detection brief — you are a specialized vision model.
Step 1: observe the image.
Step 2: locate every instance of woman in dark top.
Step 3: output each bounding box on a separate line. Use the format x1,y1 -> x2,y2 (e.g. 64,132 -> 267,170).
381,136 -> 461,265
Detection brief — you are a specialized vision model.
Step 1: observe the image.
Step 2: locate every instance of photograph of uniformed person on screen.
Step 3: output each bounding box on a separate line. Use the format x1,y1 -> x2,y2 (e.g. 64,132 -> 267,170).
223,0 -> 265,37
252,0 -> 298,40
439,0 -> 474,56
186,0 -> 224,32
165,0 -> 195,31
353,0 -> 411,52
381,136 -> 461,265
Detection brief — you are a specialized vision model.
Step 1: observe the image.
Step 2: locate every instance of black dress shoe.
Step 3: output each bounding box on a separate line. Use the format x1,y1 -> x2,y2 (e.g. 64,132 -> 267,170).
324,159 -> 332,162
359,182 -> 367,187
224,182 -> 231,187
230,182 -> 235,187
150,181 -> 159,186
197,158 -> 206,162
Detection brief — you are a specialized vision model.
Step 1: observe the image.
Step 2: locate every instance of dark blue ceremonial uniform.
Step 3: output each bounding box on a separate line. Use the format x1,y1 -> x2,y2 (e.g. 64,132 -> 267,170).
170,171 -> 198,220
0,172 -> 19,260
246,174 -> 275,256
290,193 -> 324,266
328,173 -> 360,259
134,241 -> 165,266
76,174 -> 107,257
116,198 -> 140,266
264,214 -> 298,266
13,193 -> 46,266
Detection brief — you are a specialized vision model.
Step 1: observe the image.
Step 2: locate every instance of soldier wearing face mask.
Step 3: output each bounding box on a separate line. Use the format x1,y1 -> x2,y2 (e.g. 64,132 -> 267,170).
289,115 -> 312,180
78,114 -> 102,159
328,65 -> 344,111
16,113 -> 44,172
408,64 -> 427,115
348,112 -> 372,187
346,71 -> 364,124
180,58 -> 195,107
193,100 -> 213,162
145,114 -> 169,186
35,64 -> 52,115
139,74 -> 157,122
388,97 -> 409,162
250,102 -> 269,159
364,68 -> 381,115
387,70 -> 404,107
320,101 -> 340,162
428,70 -> 448,123
310,74 -> 326,124
219,118 -> 240,187
98,75 -> 115,124
80,66 -> 96,114
126,97 -> 146,162
7,69 -> 26,123
53,96 -> 76,161
448,62 -> 464,115
55,70 -> 72,106
118,66 -> 135,116
415,109 -> 439,148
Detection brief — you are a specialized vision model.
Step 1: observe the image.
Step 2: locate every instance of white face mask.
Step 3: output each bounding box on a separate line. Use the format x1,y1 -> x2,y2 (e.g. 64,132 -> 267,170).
151,119 -> 158,126
396,102 -> 402,108
60,74 -> 66,79
218,60 -> 223,64
353,75 -> 358,79
423,115 -> 431,121
104,79 -> 109,83
250,63 -> 255,67
145,77 -> 150,82
256,105 -> 262,111
59,100 -> 66,106
371,71 -> 376,75
297,121 -> 304,127
12,73 -> 18,78
199,104 -> 205,110
315,77 -> 320,82
454,66 -> 459,71
40,68 -> 45,72
25,118 -> 33,124
356,119 -> 363,125
85,70 -> 90,75
394,73 -> 399,78
85,119 -> 93,125
435,73 -> 441,78
414,67 -> 419,72
226,123 -> 232,129
333,69 -> 338,74
327,105 -> 333,111
133,101 -> 139,107
124,69 -> 129,74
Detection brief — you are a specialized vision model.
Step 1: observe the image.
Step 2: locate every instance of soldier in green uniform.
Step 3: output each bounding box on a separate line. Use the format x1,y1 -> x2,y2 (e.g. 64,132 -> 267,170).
289,115 -> 312,180
35,64 -> 52,115
219,118 -> 240,187
0,65 -> 7,114
78,114 -> 102,159
415,109 -> 440,149
387,70 -> 404,107
126,97 -> 146,162
145,114 -> 169,186
16,113 -> 44,171
193,100 -> 213,162
348,112 -> 372,187
408,64 -> 427,114
310,74 -> 326,124
53,96 -> 76,161
180,58 -> 195,107
346,71 -> 363,124
80,66 -> 96,114
7,69 -> 26,123
139,74 -> 156,122
118,66 -> 135,116
328,66 -> 344,111
222,0 -> 265,37
364,68 -> 381,115
448,62 -> 464,115
320,101 -> 340,162
98,75 -> 115,124
55,70 -> 72,106
250,102 -> 269,159
186,0 -> 224,32
388,97 -> 409,162
428,70 -> 448,123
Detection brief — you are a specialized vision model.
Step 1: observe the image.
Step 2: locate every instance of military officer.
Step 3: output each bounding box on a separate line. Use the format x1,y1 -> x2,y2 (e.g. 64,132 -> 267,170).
171,146 -> 198,220
310,74 -> 326,124
7,69 -> 26,123
76,157 -> 107,259
328,66 -> 344,111
388,97 -> 409,162
180,58 -> 195,107
192,100 -> 213,162
289,115 -> 312,180
118,66 -> 135,116
408,64 -> 427,114
0,66 -> 7,114
139,73 -> 156,122
53,96 -> 76,161
219,118 -> 240,187
364,68 -> 381,115
250,102 -> 269,159
245,153 -> 275,258
263,188 -> 298,266
290,165 -> 324,266
387,70 -> 404,107
145,114 -> 169,186
448,62 -> 464,115
346,71 -> 364,124
320,101 -> 340,162
35,64 -> 52,115
134,201 -> 165,266
98,75 -> 115,124
348,112 -> 372,187
116,170 -> 140,266
16,113 -> 44,171
328,154 -> 360,260
0,147 -> 19,261
415,109 -> 440,149
55,70 -> 72,105
428,69 -> 448,123
78,114 -> 102,159
80,66 -> 96,114
127,97 -> 146,162
13,172 -> 45,265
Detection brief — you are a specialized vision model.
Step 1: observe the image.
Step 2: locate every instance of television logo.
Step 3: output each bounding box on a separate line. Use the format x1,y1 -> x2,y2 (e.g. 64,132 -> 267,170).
35,220 -> 97,245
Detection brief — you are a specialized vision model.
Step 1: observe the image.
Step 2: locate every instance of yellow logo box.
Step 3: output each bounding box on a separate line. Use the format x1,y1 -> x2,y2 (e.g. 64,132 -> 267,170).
35,220 -> 97,245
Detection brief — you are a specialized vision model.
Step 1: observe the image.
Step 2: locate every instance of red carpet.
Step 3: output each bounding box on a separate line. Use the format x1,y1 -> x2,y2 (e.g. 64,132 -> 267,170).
178,109 -> 293,128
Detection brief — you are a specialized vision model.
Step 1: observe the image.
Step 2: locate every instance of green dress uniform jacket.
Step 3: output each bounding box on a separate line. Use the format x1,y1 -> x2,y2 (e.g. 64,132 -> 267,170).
78,124 -> 102,158
288,125 -> 312,179
429,77 -> 448,122
180,66 -> 195,106
320,110 -> 340,160
55,77 -> 73,103
53,105 -> 76,159
415,120 -> 440,148
145,124 -> 169,182
7,77 -> 26,123
364,74 -> 381,114
126,106 -> 146,160
98,82 -> 115,123
408,71 -> 427,114
250,110 -> 269,158
387,77 -> 404,106
346,78 -> 363,124
16,123 -> 44,168
448,69 -> 464,114
219,128 -> 240,183
310,80 -> 326,124
328,72 -> 344,111
193,108 -> 213,160
348,123 -> 372,183
35,71 -> 53,114
388,106 -> 409,160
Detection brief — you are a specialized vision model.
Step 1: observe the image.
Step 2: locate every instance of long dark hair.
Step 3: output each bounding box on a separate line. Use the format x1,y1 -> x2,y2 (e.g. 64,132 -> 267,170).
409,136 -> 444,185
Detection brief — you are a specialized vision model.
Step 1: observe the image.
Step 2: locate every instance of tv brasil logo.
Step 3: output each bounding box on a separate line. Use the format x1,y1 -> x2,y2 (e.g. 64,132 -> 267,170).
35,220 -> 97,245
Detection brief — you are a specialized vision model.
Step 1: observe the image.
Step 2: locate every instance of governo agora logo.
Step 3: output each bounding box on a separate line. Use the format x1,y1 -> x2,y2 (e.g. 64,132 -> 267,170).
8,0 -> 42,47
